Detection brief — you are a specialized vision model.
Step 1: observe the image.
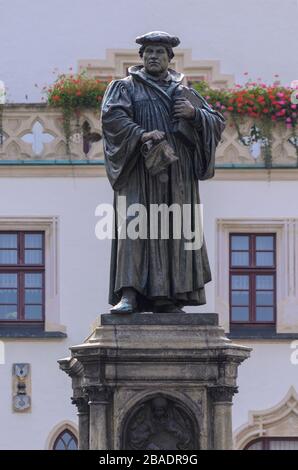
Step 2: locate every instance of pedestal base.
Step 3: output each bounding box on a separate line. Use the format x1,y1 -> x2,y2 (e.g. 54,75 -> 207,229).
59,313 -> 250,450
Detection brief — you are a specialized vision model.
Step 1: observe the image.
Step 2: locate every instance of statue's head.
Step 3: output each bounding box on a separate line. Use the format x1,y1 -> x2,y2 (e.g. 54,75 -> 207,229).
136,31 -> 180,76
151,396 -> 168,419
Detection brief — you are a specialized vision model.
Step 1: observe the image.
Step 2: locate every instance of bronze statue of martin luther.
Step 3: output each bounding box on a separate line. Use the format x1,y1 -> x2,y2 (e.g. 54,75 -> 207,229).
101,31 -> 225,314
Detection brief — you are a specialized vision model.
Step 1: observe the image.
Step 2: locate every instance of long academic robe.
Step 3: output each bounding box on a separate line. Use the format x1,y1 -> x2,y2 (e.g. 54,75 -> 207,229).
101,65 -> 225,308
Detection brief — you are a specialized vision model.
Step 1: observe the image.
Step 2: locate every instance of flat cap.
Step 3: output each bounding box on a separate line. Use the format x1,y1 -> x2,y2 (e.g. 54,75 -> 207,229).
135,31 -> 180,48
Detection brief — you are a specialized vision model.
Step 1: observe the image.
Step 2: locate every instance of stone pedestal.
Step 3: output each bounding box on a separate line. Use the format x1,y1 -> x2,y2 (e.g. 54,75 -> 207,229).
59,313 -> 250,450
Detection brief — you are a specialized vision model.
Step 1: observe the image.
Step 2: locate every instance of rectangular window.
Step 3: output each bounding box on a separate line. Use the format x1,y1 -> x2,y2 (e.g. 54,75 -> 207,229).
0,232 -> 44,323
229,233 -> 276,325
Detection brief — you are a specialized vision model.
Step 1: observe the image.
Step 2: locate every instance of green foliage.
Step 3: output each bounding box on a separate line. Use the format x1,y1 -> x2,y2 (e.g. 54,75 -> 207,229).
46,73 -> 298,163
46,72 -> 108,153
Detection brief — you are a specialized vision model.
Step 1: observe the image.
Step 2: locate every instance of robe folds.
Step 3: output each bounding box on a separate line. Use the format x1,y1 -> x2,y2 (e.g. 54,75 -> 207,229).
101,65 -> 225,308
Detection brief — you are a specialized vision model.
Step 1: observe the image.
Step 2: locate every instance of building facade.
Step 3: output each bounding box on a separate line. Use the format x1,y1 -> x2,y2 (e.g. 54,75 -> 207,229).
0,51 -> 298,450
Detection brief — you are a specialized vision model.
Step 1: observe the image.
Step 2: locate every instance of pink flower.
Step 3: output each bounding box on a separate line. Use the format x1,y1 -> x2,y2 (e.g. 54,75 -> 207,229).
286,117 -> 292,122
291,104 -> 297,109
277,92 -> 284,98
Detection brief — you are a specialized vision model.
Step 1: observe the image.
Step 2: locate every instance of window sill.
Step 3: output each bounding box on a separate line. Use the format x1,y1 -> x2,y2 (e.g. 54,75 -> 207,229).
0,326 -> 67,339
228,327 -> 297,340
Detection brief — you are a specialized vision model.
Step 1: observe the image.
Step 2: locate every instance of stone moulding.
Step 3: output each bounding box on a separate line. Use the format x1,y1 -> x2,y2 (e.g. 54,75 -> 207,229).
0,104 -> 297,171
234,386 -> 298,449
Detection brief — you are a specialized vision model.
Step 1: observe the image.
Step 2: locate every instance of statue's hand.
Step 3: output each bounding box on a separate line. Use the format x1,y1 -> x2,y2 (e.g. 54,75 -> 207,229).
172,98 -> 196,120
141,130 -> 165,143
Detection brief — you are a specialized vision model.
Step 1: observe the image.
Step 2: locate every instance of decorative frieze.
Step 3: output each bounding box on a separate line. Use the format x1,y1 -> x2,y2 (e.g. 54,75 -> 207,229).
0,104 -> 296,168
0,104 -> 103,162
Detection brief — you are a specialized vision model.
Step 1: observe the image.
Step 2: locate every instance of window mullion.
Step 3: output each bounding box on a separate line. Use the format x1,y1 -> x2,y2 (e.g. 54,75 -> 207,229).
18,272 -> 23,320
251,272 -> 256,322
251,234 -> 255,267
19,233 -> 24,321
19,232 -> 24,265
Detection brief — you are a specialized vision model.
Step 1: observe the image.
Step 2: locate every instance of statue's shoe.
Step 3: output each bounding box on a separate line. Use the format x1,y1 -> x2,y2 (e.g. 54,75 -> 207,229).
110,297 -> 137,314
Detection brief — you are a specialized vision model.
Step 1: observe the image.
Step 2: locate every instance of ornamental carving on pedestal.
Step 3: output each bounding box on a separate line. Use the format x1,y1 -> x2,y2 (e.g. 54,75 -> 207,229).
122,395 -> 197,451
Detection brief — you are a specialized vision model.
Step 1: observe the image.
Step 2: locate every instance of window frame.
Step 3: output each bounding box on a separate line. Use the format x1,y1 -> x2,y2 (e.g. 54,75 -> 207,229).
245,436 -> 298,450
0,231 -> 45,325
52,429 -> 78,450
229,233 -> 276,326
